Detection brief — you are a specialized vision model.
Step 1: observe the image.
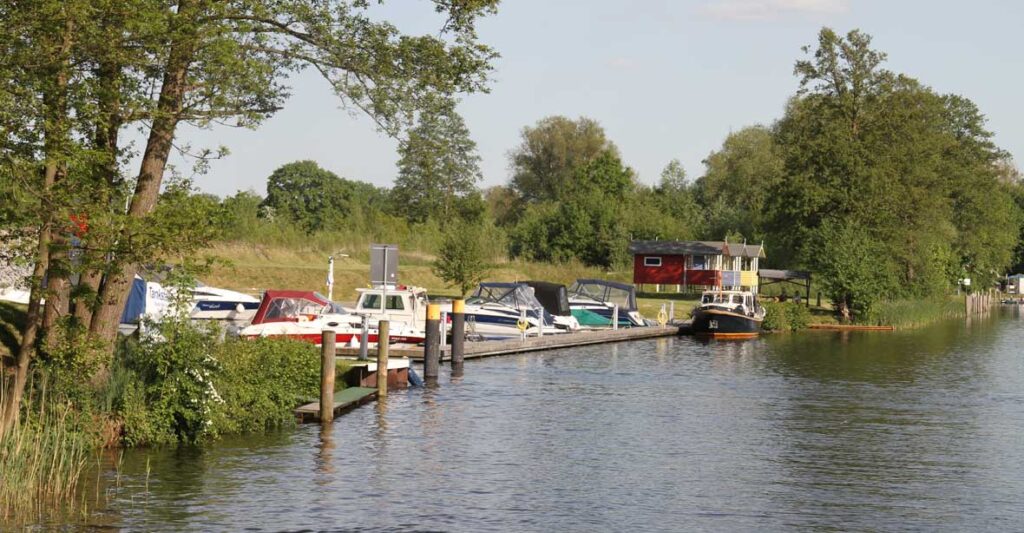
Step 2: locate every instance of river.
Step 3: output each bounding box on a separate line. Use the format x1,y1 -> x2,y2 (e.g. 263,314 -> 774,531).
58,310 -> 1024,530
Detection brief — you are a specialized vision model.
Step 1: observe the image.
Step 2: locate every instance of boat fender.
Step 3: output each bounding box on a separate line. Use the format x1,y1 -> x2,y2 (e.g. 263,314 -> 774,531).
407,367 -> 425,387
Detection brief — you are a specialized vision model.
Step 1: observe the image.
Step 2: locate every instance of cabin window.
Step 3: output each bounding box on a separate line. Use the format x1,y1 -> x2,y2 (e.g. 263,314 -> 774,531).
386,295 -> 404,310
692,255 -> 706,270
360,295 -> 382,310
644,256 -> 662,267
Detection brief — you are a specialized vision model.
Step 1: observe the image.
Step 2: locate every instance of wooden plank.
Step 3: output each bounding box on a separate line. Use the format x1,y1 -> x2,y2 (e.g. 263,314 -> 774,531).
808,324 -> 894,331
295,386 -> 378,422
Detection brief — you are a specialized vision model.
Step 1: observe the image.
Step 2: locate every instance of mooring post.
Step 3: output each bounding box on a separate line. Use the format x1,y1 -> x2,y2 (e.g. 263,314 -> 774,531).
377,320 -> 389,398
320,329 -> 336,423
359,315 -> 369,360
669,301 -> 675,321
451,299 -> 465,374
424,303 -> 441,382
612,304 -> 619,330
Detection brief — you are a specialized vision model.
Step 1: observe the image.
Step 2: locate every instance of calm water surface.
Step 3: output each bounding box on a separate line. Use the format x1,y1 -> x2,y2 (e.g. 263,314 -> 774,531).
82,311 -> 1024,530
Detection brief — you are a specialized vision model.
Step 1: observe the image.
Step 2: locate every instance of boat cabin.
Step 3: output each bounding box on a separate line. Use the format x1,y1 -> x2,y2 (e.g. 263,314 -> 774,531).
700,290 -> 758,317
353,285 -> 428,326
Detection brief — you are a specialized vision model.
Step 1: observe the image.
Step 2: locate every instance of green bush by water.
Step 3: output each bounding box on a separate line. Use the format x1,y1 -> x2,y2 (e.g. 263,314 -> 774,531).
115,319 -> 323,446
762,302 -> 811,332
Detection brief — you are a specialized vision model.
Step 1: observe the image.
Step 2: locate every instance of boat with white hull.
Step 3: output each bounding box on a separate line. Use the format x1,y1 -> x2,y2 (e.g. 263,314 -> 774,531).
450,282 -> 567,340
239,290 -> 425,346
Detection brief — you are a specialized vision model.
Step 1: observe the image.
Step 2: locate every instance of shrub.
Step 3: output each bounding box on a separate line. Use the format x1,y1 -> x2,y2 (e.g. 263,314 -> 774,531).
209,338 -> 321,435
762,301 -> 787,332
762,302 -> 810,332
118,318 -> 222,446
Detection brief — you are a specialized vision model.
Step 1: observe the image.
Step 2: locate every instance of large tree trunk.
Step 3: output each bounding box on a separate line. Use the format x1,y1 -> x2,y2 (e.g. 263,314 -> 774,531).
0,168 -> 56,437
89,0 -> 198,345
1,18 -> 74,435
73,57 -> 125,331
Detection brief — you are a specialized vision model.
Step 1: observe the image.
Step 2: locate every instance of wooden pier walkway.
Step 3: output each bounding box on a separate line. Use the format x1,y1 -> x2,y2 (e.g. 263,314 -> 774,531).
334,325 -> 679,360
294,387 -> 378,422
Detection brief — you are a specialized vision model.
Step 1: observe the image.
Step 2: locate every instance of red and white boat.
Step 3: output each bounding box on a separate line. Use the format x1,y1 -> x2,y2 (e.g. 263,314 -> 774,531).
239,290 -> 426,346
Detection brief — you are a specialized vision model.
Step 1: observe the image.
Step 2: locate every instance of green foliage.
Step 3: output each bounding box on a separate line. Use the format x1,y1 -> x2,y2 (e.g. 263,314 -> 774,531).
433,221 -> 493,296
208,338 -> 320,435
803,218 -> 897,320
695,126 -> 783,241
392,100 -> 483,222
118,319 -> 223,446
261,161 -> 385,234
862,295 -> 964,328
114,320 -> 323,446
509,116 -> 617,204
763,27 -> 1021,318
762,301 -> 811,332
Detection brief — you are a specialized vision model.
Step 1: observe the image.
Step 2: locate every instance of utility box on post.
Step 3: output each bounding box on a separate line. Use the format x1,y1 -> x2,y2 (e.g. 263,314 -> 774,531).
370,244 -> 399,287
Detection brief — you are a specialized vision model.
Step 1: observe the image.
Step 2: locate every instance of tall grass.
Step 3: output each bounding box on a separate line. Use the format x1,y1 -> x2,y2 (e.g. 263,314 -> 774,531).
863,296 -> 964,328
0,382 -> 92,522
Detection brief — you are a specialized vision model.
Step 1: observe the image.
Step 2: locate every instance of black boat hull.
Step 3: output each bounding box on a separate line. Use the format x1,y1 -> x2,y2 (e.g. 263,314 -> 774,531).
691,308 -> 762,339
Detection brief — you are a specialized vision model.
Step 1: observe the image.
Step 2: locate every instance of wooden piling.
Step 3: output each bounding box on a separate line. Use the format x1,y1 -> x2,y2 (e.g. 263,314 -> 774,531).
451,299 -> 465,374
424,303 -> 441,382
377,320 -> 389,398
320,329 -> 336,423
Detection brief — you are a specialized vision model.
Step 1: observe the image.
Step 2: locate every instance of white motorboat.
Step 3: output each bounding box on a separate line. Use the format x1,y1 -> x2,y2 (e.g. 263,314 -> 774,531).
189,285 -> 260,321
239,290 -> 426,346
449,282 -> 566,340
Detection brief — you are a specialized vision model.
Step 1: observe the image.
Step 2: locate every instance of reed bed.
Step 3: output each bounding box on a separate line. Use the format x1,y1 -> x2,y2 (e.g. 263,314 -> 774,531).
0,384 -> 92,522
865,296 -> 965,329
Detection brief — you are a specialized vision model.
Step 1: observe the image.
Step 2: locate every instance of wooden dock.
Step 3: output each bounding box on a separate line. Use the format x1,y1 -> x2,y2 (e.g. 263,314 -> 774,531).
808,324 -> 894,331
294,387 -> 378,422
334,326 -> 679,360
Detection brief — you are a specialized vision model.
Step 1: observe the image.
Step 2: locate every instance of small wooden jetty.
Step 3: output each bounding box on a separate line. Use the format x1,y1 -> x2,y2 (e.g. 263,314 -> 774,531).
808,324 -> 894,331
334,325 -> 679,361
295,387 -> 378,422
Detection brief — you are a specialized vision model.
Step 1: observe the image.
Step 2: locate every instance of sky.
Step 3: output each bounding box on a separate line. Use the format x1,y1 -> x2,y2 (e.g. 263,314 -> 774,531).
168,0 -> 1024,197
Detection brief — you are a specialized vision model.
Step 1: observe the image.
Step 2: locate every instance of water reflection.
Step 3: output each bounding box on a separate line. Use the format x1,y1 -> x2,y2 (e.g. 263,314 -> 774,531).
40,312 -> 1024,530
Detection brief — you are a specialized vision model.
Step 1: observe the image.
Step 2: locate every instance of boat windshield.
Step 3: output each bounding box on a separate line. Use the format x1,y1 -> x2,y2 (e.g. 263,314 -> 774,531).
568,281 -> 637,311
701,293 -> 746,305
264,297 -> 328,320
468,284 -> 543,312
359,293 -> 405,311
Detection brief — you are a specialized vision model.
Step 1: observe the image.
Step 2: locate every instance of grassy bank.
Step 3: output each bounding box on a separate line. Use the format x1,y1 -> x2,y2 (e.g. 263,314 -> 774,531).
861,296 -> 967,329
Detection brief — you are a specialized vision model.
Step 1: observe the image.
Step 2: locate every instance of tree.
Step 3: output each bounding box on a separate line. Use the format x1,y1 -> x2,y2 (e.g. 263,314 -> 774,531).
433,222 -> 491,297
509,116 -> 616,204
767,27 -> 1019,316
391,101 -> 482,222
261,161 -> 368,233
1,0 -> 500,433
695,126 -> 783,241
650,160 -> 704,239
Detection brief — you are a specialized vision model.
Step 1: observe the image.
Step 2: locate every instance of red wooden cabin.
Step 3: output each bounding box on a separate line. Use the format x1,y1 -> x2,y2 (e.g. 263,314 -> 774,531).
628,240 -> 765,292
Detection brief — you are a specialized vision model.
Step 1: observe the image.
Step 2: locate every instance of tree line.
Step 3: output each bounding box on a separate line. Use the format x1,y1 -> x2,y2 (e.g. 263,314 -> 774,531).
211,29 -> 1024,322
